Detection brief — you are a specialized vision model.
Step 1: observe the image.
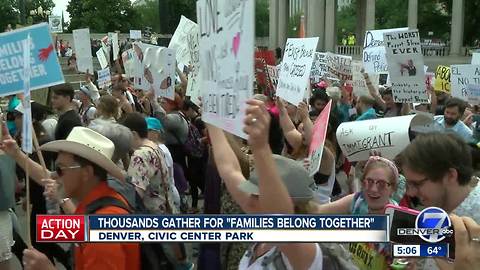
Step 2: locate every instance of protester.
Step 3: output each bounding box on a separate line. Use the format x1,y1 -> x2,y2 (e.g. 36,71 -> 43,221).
50,83 -> 82,140
355,95 -> 377,121
433,97 -> 474,142
0,149 -> 17,270
22,127 -> 140,270
90,95 -> 120,125
78,85 -> 97,126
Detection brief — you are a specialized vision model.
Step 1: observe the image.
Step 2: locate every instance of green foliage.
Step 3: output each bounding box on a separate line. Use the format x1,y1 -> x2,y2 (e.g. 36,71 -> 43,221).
158,0 -> 196,34
288,12 -> 302,38
256,0 -> 269,37
133,0 -> 160,33
67,0 -> 139,32
26,0 -> 55,24
0,1 -> 19,31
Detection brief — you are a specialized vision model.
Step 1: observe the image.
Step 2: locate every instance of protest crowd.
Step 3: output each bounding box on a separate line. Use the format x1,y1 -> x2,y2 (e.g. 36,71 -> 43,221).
1,3 -> 480,270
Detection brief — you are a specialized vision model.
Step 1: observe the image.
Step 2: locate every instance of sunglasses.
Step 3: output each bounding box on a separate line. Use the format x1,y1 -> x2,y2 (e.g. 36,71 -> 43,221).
362,178 -> 392,191
55,165 -> 82,177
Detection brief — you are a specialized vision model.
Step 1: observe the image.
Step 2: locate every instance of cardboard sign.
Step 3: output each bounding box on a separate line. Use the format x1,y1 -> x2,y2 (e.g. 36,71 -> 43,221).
133,42 -> 176,100
308,100 -> 332,176
326,52 -> 352,82
451,64 -> 480,102
186,28 -> 201,105
169,16 -> 198,65
130,30 -> 142,40
111,32 -> 119,60
276,37 -> 319,106
434,65 -> 450,93
0,23 -> 64,96
96,48 -> 108,69
384,29 -> 428,103
363,27 -> 408,73
97,67 -> 111,89
197,0 -> 255,138
336,114 -> 433,162
472,53 -> 480,65
48,16 -> 63,33
310,52 -> 328,84
73,28 -> 93,73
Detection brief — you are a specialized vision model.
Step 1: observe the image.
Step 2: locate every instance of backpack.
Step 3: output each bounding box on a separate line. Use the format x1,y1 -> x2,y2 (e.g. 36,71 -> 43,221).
178,113 -> 205,158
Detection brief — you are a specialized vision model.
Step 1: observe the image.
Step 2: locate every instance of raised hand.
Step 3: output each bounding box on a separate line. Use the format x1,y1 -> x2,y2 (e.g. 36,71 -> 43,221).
0,121 -> 21,157
243,99 -> 271,151
298,101 -> 309,122
42,178 -> 60,203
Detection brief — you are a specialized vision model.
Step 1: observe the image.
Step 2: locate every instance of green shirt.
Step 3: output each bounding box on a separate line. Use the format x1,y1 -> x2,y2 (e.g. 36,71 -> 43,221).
0,154 -> 16,210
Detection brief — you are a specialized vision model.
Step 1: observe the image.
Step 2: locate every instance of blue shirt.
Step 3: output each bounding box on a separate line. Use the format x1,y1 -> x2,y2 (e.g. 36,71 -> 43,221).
356,107 -> 377,121
434,115 -> 474,142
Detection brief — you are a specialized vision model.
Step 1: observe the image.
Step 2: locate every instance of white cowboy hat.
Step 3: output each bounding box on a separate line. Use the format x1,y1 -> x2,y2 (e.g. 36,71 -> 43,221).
40,127 -> 124,180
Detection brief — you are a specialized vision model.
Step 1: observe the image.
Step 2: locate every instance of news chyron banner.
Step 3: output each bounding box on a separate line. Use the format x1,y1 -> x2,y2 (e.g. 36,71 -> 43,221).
37,215 -> 388,243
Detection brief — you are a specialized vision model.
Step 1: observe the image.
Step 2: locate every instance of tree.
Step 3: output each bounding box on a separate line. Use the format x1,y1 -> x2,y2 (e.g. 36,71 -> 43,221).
0,1 -> 19,31
67,0 -> 139,32
437,0 -> 480,46
256,0 -> 269,37
25,0 -> 55,24
133,0 -> 160,33
157,0 -> 196,34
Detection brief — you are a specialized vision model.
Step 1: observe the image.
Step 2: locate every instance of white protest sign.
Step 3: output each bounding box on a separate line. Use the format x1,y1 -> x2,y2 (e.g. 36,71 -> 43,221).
97,68 -> 112,89
122,49 -> 136,78
352,61 -> 370,97
277,37 -> 319,106
326,52 -> 352,82
310,52 -> 327,83
363,27 -> 408,73
96,48 -> 108,69
111,32 -> 119,60
186,28 -> 202,105
472,53 -> 480,65
451,64 -> 480,102
267,65 -> 278,87
169,16 -> 198,65
130,30 -> 142,40
308,100 -> 332,176
48,16 -> 63,33
336,114 -> 433,162
72,28 -> 93,73
197,0 -> 255,138
384,29 -> 428,103
467,84 -> 480,105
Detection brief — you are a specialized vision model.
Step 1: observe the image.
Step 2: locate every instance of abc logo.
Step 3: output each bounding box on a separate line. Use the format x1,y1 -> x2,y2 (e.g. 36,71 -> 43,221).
416,207 -> 452,243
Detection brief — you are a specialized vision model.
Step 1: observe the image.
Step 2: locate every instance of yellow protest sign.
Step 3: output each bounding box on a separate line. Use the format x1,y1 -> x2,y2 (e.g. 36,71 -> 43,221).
349,243 -> 391,270
434,65 -> 451,93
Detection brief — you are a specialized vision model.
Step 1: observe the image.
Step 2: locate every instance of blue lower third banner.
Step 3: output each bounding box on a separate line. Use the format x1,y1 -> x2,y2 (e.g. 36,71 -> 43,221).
87,215 -> 389,242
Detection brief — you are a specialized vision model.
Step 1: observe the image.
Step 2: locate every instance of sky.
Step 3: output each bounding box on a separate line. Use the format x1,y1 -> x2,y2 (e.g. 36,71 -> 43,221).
52,0 -> 136,22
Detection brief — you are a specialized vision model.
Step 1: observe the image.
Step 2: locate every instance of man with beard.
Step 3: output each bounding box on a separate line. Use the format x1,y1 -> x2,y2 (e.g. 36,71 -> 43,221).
434,97 -> 473,142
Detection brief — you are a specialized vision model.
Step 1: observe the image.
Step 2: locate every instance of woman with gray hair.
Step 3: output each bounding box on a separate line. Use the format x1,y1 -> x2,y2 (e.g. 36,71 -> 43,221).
89,122 -> 133,170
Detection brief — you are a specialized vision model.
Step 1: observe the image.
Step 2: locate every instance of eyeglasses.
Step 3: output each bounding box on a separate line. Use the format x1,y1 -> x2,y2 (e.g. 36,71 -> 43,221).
362,178 -> 392,191
55,165 -> 82,177
406,177 -> 429,192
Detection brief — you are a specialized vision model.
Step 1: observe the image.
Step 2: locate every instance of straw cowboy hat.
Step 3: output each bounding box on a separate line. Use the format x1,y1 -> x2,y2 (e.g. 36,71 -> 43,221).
40,127 -> 124,180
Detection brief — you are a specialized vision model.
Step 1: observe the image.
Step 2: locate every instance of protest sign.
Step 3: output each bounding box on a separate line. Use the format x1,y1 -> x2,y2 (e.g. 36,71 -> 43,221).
197,0 -> 255,138
48,16 -> 62,33
336,114 -> 432,162
111,32 -> 119,60
310,52 -> 328,84
122,49 -> 136,78
425,72 -> 434,89
255,58 -> 271,95
96,48 -> 108,69
22,35 -> 32,153
467,84 -> 480,105
73,28 -> 93,73
472,53 -> 480,65
169,16 -> 198,65
97,68 -> 112,89
434,65 -> 450,93
0,23 -> 64,96
133,42 -> 176,100
130,30 -> 142,40
363,27 -> 408,73
186,29 -> 201,105
308,100 -> 332,176
326,52 -> 352,82
267,65 -> 278,88
451,64 -> 480,102
352,61 -> 371,97
276,37 -> 319,106
384,29 -> 428,103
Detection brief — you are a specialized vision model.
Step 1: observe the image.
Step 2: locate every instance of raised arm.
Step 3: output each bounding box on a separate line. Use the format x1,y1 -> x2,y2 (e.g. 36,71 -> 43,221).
298,101 -> 314,146
363,71 -> 386,111
277,98 -> 303,151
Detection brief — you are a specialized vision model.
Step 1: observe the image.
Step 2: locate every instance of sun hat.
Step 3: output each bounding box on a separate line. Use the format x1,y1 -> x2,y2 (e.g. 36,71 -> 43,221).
239,155 -> 316,203
40,127 -> 124,180
145,117 -> 163,132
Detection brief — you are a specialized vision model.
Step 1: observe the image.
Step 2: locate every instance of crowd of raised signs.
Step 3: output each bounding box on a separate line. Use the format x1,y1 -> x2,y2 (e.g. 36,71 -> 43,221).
1,11 -> 480,270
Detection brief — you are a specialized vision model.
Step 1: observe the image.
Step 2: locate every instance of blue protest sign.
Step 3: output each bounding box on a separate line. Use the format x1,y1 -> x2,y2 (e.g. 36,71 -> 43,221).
0,23 -> 64,97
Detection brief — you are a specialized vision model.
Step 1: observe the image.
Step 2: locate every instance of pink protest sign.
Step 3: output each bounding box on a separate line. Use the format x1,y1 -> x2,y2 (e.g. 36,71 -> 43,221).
308,100 -> 332,176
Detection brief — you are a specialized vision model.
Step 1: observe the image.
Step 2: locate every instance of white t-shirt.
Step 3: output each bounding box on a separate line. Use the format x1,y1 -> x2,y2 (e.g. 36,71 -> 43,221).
158,144 -> 180,208
238,244 -> 323,270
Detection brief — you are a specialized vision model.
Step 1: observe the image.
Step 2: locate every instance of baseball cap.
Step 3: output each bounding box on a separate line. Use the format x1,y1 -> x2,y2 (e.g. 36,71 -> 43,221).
145,117 -> 163,132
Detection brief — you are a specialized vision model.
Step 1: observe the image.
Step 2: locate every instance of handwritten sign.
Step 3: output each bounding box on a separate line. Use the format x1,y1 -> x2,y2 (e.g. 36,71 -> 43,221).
96,48 -> 108,69
434,65 -> 450,93
130,30 -> 142,40
363,27 -> 408,74
186,27 -> 202,105
169,16 -> 198,65
472,53 -> 480,65
351,61 -> 376,97
197,0 -> 255,138
336,114 -> 433,162
0,23 -> 64,96
73,28 -> 93,73
308,100 -> 332,176
111,32 -> 119,60
326,52 -> 352,82
310,52 -> 328,84
384,29 -> 427,103
267,65 -> 278,88
97,67 -> 111,89
276,37 -> 319,106
451,64 -> 480,102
